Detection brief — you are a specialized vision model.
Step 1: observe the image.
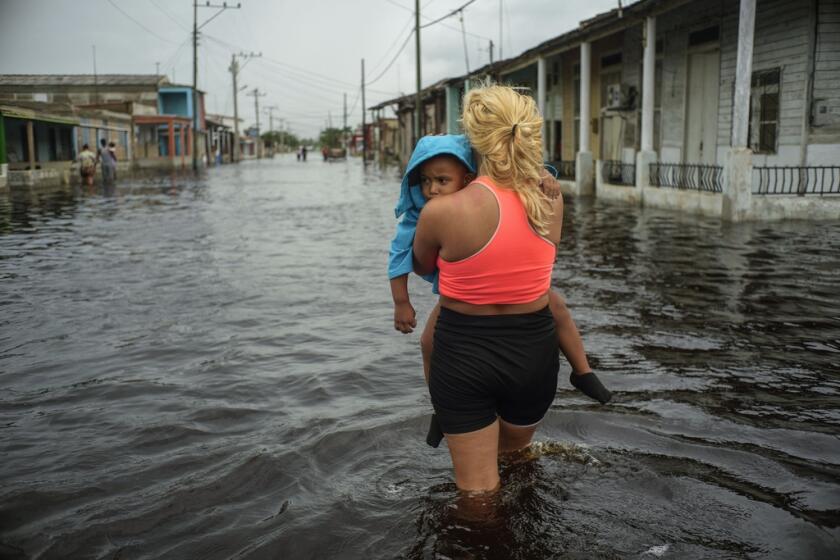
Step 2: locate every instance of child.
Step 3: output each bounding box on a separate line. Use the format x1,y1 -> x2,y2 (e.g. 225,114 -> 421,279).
388,135 -> 612,446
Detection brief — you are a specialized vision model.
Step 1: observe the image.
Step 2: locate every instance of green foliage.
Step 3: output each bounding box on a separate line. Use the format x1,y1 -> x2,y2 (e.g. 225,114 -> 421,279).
318,127 -> 350,149
261,130 -> 299,149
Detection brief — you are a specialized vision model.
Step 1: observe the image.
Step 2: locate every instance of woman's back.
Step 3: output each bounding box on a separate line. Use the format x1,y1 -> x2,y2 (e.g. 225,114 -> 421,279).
436,175 -> 557,306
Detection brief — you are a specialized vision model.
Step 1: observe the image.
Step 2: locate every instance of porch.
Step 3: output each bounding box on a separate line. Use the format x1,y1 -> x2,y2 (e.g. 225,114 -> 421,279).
132,115 -> 193,170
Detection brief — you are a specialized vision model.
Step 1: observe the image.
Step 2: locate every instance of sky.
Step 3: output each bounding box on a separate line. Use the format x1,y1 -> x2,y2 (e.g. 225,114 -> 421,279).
0,0 -> 620,139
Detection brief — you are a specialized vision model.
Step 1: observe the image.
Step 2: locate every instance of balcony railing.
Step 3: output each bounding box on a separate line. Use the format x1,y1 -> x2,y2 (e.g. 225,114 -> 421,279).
601,160 -> 636,186
753,166 -> 840,196
547,160 -> 576,180
650,163 -> 723,193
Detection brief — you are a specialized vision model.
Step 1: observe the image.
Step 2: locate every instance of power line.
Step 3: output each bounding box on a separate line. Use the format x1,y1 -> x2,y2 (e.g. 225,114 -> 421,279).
149,0 -> 189,30
366,30 -> 415,86
420,0 -> 478,28
105,0 -> 177,44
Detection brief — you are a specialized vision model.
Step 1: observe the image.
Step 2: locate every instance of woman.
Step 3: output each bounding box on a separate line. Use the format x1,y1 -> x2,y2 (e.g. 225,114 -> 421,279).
413,83 -> 564,493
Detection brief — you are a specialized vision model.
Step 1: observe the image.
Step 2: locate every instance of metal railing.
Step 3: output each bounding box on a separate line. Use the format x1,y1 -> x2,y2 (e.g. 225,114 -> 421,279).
753,166 -> 840,196
601,160 -> 636,186
649,163 -> 723,193
548,160 -> 576,180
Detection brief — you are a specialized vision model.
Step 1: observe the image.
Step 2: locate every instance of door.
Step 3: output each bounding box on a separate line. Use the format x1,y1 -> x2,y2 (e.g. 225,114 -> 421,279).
684,50 -> 720,164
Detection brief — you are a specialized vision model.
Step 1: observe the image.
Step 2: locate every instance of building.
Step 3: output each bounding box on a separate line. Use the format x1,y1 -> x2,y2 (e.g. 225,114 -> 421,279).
0,74 -> 210,177
374,0 -> 840,221
0,101 -> 132,187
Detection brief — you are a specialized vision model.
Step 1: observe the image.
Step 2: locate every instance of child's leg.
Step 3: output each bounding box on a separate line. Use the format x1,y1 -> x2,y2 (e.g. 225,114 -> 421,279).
548,290 -> 591,374
421,302 -> 445,447
549,291 -> 613,404
420,302 -> 441,385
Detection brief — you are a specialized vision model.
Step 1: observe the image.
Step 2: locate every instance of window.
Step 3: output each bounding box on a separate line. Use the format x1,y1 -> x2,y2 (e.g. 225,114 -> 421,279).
748,68 -> 780,154
688,26 -> 719,47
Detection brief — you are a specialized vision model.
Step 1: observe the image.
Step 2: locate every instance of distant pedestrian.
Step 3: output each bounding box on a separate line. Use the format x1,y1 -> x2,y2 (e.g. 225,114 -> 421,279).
302,145 -> 308,161
78,144 -> 96,186
108,141 -> 118,182
297,147 -> 301,161
97,138 -> 116,185
322,146 -> 328,161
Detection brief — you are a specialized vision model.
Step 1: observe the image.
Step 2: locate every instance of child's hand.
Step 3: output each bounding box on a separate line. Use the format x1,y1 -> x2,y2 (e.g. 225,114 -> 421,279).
539,173 -> 562,200
394,301 -> 417,333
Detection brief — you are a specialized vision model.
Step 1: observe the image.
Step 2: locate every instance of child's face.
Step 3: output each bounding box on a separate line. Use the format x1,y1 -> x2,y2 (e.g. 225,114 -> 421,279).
419,156 -> 473,200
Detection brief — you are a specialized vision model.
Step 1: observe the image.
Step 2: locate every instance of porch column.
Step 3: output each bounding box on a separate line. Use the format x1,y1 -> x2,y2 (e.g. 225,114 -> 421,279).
579,42 -> 591,152
167,118 -> 175,161
641,17 -> 656,152
445,85 -> 460,134
576,41 -> 594,195
723,0 -> 756,222
731,0 -> 756,149
537,56 -> 547,160
26,121 -> 35,170
180,125 -> 186,166
636,16 -> 658,196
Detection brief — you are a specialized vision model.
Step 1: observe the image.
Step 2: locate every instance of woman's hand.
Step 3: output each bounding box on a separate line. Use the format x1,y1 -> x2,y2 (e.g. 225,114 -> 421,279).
394,301 -> 417,333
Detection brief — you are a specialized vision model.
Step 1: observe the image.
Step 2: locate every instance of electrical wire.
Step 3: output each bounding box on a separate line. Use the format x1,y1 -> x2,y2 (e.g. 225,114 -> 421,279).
105,0 -> 178,44
420,0 -> 478,28
149,0 -> 189,31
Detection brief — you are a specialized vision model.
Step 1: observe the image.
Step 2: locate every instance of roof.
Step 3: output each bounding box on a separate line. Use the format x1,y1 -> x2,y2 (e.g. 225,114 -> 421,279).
0,74 -> 169,87
366,0 -> 670,109
0,102 -> 79,125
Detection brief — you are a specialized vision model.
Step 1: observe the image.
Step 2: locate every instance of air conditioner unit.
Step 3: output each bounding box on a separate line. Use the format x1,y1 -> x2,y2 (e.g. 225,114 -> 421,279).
606,84 -> 630,109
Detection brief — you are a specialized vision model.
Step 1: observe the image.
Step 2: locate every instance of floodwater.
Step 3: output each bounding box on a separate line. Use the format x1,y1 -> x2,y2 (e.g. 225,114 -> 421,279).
1,156 -> 839,559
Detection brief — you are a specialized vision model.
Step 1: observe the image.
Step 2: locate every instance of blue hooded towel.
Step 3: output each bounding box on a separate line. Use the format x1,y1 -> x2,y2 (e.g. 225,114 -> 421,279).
387,134 -> 476,293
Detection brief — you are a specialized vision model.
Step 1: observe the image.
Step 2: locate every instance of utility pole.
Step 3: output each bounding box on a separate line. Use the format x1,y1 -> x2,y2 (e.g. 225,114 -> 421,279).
229,51 -> 261,163
156,61 -> 160,76
343,92 -> 348,149
489,39 -> 494,64
248,88 -> 267,158
92,45 -> 98,104
193,1 -> 241,171
414,0 -> 422,145
499,0 -> 503,60
361,58 -> 367,164
264,105 -> 277,156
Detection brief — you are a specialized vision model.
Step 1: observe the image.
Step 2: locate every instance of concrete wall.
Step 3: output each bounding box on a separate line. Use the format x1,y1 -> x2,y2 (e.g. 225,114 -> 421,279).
642,184 -> 723,216
595,160 -> 642,204
751,194 -> 840,220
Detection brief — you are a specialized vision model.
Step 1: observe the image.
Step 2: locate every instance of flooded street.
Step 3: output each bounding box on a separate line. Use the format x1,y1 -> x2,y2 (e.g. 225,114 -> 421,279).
1,156 -> 839,559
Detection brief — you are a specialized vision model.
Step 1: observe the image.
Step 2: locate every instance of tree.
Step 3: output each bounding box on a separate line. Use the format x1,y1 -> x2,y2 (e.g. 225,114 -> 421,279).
261,130 -> 299,150
319,127 -> 351,149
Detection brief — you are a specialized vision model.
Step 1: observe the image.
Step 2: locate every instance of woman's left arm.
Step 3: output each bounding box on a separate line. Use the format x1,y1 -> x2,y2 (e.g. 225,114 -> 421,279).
413,199 -> 444,276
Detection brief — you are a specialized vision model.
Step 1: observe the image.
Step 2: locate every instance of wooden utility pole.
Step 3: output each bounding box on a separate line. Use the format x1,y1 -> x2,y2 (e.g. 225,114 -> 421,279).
489,39 -> 494,64
229,51 -> 261,163
248,88 -> 267,158
361,59 -> 367,164
343,92 -> 348,149
415,0 -> 422,144
193,1 -> 241,171
229,54 -> 241,162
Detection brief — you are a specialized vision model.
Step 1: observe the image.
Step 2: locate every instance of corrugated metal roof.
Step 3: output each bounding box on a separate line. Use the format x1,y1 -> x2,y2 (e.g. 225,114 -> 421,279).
0,74 -> 168,87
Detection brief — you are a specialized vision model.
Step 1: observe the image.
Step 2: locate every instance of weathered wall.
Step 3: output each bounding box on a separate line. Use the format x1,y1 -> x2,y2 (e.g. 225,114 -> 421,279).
809,0 -> 840,160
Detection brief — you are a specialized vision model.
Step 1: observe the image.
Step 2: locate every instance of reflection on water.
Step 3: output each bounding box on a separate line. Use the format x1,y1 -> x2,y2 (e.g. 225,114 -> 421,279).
0,156 -> 839,559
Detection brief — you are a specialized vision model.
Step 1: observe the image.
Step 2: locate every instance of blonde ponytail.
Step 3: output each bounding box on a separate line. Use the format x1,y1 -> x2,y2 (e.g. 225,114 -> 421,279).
461,82 -> 552,236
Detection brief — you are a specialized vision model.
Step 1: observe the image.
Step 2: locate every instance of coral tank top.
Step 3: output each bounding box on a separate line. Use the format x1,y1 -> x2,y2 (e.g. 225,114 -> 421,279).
436,176 -> 556,305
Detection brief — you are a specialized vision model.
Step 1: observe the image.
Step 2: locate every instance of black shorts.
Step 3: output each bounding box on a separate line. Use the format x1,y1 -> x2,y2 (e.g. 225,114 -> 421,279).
429,306 -> 560,435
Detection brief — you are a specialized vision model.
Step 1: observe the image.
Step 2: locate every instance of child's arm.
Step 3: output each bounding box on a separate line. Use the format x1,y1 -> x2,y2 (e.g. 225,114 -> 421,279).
390,275 -> 417,333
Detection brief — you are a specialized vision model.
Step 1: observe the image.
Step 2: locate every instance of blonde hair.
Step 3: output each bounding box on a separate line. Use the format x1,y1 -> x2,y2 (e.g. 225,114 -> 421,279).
461,82 -> 552,236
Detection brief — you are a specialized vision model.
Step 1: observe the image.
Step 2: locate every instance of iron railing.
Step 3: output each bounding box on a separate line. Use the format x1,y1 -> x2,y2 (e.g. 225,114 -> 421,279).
548,160 -> 576,180
601,160 -> 636,186
649,163 -> 723,193
753,166 -> 840,196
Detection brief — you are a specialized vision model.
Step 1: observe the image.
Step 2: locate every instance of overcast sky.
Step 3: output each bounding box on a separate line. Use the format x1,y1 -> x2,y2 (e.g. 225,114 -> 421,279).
0,0 -> 619,139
